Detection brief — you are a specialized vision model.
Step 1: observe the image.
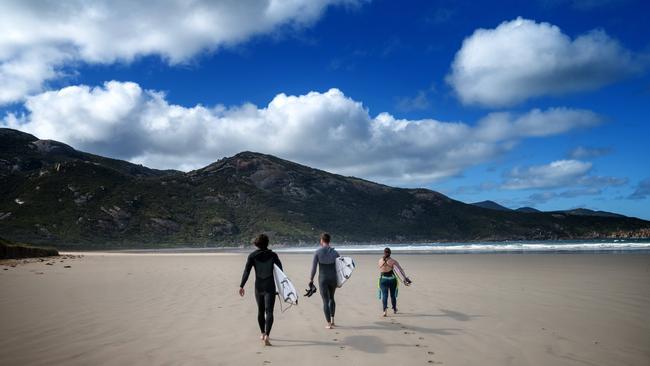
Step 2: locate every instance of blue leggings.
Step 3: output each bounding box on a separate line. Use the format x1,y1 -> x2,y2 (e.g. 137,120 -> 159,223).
379,276 -> 398,311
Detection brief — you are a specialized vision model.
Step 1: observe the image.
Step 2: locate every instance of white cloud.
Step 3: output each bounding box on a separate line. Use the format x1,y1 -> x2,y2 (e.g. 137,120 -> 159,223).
504,160 -> 593,189
395,90 -> 430,112
628,178 -> 650,200
447,17 -> 640,107
3,82 -> 603,185
475,107 -> 601,141
568,146 -> 611,159
503,159 -> 626,190
0,0 -> 360,104
526,188 -> 602,204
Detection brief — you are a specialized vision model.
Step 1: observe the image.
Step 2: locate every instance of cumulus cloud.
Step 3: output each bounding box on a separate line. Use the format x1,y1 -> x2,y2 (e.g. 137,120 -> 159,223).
447,17 -> 640,107
503,159 -> 627,190
628,178 -> 650,200
0,0 -> 359,104
2,81 -> 603,185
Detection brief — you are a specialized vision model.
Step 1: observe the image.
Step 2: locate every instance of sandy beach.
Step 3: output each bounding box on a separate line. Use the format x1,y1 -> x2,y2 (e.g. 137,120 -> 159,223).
1,252 -> 649,366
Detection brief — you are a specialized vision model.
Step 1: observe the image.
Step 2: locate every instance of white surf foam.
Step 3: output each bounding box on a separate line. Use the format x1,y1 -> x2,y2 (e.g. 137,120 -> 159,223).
275,241 -> 650,253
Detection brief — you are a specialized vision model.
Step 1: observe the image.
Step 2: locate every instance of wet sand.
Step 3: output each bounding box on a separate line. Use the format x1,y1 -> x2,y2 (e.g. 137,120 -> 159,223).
1,253 -> 649,365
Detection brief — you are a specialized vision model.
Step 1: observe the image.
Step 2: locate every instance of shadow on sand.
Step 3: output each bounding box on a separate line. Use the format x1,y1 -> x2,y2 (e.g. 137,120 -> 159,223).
273,335 -> 421,354
340,321 -> 461,336
272,308 -> 473,352
396,308 -> 483,322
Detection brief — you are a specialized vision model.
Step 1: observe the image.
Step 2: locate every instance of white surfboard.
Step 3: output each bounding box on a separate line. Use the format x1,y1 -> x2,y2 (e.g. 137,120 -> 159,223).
335,256 -> 355,288
273,264 -> 298,306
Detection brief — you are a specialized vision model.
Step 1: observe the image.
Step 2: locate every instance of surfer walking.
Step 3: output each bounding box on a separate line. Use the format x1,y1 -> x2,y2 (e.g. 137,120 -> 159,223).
309,233 -> 340,329
239,234 -> 283,346
378,247 -> 411,316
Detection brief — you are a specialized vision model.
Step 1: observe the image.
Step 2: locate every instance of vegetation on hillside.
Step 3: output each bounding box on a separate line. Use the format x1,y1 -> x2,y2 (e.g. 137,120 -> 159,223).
1,128 -> 649,249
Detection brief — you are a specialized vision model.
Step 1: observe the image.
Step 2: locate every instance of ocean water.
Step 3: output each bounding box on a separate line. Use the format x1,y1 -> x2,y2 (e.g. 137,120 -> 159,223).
274,239 -> 650,254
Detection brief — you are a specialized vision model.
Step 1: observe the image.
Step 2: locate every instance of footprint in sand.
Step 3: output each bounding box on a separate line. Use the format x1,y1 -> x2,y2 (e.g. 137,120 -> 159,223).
263,361 -> 271,364
339,346 -> 345,350
332,338 -> 338,341
419,337 -> 424,340
427,351 -> 435,355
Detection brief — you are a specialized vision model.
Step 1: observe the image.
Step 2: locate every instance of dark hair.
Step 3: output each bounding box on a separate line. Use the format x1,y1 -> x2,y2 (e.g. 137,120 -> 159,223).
383,247 -> 391,257
253,234 -> 269,250
320,232 -> 331,244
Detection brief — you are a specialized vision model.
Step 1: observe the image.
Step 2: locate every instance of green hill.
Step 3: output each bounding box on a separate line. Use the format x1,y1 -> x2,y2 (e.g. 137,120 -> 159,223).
1,128 -> 649,249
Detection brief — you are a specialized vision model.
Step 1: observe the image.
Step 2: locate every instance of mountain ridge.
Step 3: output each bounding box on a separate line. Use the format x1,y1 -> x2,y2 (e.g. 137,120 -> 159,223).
1,128 -> 649,248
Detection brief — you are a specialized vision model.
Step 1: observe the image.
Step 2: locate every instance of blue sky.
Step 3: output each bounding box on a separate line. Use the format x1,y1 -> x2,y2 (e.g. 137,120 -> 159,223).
1,0 -> 649,219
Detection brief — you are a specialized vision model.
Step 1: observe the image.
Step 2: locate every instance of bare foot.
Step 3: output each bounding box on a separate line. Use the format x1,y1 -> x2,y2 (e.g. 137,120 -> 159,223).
260,334 -> 265,340
325,323 -> 333,329
393,308 -> 398,314
263,335 -> 272,346
382,310 -> 387,317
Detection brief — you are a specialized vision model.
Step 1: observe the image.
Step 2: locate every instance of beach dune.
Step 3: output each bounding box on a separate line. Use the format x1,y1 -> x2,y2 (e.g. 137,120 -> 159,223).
1,253 -> 649,365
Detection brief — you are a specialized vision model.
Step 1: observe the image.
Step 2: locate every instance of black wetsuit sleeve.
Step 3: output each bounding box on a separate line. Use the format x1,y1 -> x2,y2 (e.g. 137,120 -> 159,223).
240,254 -> 254,288
273,252 -> 283,271
310,252 -> 318,282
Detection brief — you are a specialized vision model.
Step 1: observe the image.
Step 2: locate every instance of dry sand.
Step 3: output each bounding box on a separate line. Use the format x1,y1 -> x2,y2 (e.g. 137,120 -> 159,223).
1,252 -> 649,366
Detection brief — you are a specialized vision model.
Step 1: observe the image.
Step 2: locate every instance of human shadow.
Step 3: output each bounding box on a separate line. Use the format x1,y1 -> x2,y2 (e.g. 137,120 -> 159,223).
273,335 -> 415,354
271,338 -> 340,348
339,321 -> 461,336
396,308 -> 483,322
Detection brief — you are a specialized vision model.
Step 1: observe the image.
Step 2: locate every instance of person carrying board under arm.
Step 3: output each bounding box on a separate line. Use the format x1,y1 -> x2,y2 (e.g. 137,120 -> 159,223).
239,234 -> 283,346
309,233 -> 340,329
378,247 -> 412,317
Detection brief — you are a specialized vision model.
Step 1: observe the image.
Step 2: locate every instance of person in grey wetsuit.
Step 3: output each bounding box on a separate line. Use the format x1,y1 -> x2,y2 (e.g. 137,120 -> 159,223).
309,232 -> 340,329
239,234 -> 283,346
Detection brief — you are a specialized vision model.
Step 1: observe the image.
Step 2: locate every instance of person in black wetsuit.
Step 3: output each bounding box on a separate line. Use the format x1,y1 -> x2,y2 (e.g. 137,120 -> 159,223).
239,234 -> 283,346
309,232 -> 340,329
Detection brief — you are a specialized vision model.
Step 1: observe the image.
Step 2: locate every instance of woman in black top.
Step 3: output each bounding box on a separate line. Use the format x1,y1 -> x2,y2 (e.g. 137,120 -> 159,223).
239,234 -> 283,346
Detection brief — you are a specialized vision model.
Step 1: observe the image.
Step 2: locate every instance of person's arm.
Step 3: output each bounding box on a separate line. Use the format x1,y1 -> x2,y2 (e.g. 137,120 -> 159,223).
309,252 -> 318,283
391,258 -> 408,279
239,254 -> 254,289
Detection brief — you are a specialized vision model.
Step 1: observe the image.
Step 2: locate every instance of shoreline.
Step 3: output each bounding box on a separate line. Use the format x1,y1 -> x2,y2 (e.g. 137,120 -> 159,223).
54,238 -> 650,255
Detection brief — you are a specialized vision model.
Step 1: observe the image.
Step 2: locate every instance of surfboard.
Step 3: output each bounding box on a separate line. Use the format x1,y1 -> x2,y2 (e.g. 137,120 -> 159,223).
335,256 -> 355,288
273,264 -> 298,306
